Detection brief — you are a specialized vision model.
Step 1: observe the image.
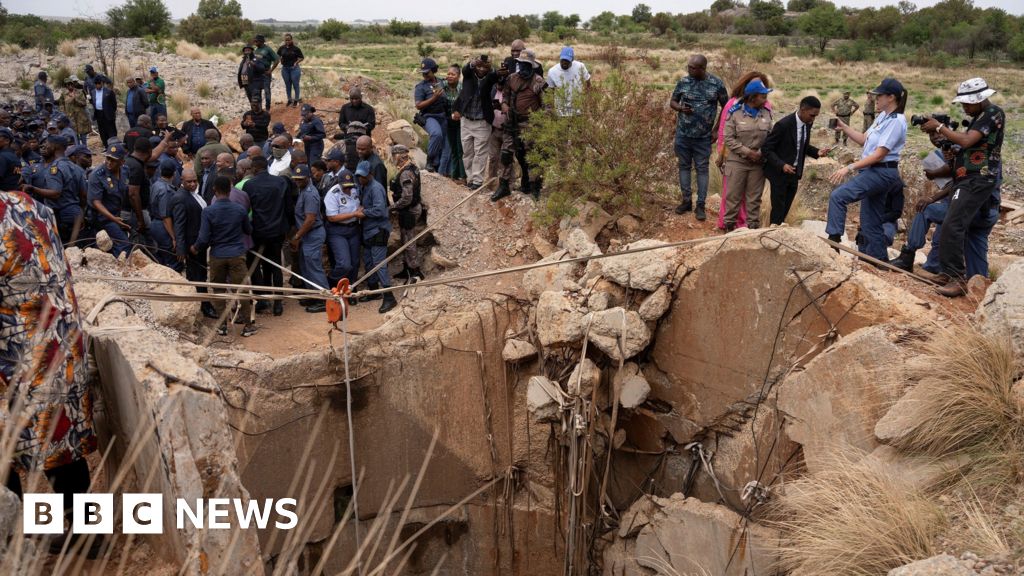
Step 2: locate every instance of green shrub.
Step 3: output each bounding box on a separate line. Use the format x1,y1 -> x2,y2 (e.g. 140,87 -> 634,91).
437,27 -> 453,42
416,40 -> 435,58
388,19 -> 423,37
178,14 -> 253,46
471,16 -> 531,47
526,73 -> 676,224
318,19 -> 349,42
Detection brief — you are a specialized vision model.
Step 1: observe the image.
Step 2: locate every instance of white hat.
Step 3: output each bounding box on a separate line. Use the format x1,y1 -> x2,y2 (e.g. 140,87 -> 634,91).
952,78 -> 996,104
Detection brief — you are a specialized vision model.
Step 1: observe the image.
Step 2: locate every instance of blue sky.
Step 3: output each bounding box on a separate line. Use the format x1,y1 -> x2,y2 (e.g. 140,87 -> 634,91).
7,0 -> 1022,22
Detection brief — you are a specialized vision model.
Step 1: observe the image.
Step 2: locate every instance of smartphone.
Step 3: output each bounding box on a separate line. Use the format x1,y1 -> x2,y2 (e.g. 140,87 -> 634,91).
828,118 -> 839,130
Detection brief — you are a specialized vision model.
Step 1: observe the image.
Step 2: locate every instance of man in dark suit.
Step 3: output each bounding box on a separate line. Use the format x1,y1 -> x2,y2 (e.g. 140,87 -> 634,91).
171,168 -> 217,319
92,75 -> 118,145
763,96 -> 830,226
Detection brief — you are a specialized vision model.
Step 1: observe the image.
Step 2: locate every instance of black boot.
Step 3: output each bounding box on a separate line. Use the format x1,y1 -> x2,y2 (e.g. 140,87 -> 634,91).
675,198 -> 693,214
888,247 -> 916,272
272,300 -> 284,316
490,179 -> 511,202
378,292 -> 398,314
695,203 -> 706,221
827,233 -> 842,253
201,302 -> 218,319
394,266 -> 411,280
409,268 -> 424,282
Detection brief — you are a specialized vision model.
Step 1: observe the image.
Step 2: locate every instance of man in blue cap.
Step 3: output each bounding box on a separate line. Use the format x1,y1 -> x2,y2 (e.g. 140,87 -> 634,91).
546,46 -> 591,117
289,164 -> 329,313
413,57 -> 448,173
670,54 -> 729,218
355,160 -> 398,313
87,142 -> 132,257
145,67 -> 167,120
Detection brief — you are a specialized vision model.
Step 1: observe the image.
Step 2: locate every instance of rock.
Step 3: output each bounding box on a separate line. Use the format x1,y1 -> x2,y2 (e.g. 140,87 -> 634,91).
558,201 -> 612,246
523,250 -> 581,298
411,148 -> 428,170
777,326 -> 904,474
888,554 -> 975,576
800,219 -> 846,243
527,376 -> 562,423
430,247 -> 458,269
638,285 -> 672,322
137,261 -> 200,331
586,308 -> 652,362
502,339 -> 537,363
599,239 -> 675,291
129,248 -> 154,269
95,229 -> 113,252
64,246 -> 85,267
611,495 -> 778,576
616,214 -> 641,235
531,233 -> 557,258
0,485 -> 19,549
83,246 -> 117,268
976,259 -> 1024,357
874,379 -> 935,446
706,193 -> 722,214
865,445 -> 970,491
967,274 -> 991,300
386,119 -> 418,149
619,371 -> 651,409
535,291 -> 586,348
568,358 -> 601,397
565,227 -> 601,259
617,497 -> 658,538
587,291 -> 611,312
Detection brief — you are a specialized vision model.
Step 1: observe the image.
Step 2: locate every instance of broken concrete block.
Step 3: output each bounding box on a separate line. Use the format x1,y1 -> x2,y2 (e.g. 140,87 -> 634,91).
527,376 -> 562,423
599,239 -> 674,291
565,227 -> 601,259
976,259 -> 1024,357
619,371 -> 651,409
558,201 -> 612,246
887,554 -> 975,576
586,308 -> 652,362
386,119 -> 419,149
138,259 -> 201,332
535,291 -> 586,347
617,497 -> 658,538
531,233 -> 557,258
587,290 -> 611,312
568,358 -> 601,397
502,339 -> 537,364
778,326 -> 904,474
523,250 -> 580,298
638,285 -> 672,322
95,228 -> 113,252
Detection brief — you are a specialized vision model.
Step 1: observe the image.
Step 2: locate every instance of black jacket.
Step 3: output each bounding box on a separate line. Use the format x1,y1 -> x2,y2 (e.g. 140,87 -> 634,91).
242,170 -> 289,238
337,102 -> 376,134
183,119 -> 216,155
454,64 -> 498,125
763,112 -> 820,180
170,189 -> 203,257
93,88 -> 117,124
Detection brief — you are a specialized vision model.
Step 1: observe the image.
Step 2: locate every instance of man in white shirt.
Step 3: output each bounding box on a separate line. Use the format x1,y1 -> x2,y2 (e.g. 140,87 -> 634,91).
546,46 -> 591,117
268,135 -> 292,176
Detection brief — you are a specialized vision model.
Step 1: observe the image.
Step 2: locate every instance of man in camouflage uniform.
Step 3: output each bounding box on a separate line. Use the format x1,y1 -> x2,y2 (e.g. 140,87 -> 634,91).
862,91 -> 876,132
389,144 -> 424,282
669,54 -> 729,220
830,91 -> 859,145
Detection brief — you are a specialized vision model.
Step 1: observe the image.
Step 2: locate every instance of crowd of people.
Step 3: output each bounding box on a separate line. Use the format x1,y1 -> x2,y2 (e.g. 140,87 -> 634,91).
671,53 -> 1004,298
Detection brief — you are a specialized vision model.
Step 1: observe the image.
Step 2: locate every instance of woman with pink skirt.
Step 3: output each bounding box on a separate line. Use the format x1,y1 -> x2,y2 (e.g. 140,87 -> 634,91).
716,71 -> 773,230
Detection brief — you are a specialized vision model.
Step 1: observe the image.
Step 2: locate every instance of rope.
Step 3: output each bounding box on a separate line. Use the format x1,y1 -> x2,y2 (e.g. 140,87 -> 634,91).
339,305 -> 363,574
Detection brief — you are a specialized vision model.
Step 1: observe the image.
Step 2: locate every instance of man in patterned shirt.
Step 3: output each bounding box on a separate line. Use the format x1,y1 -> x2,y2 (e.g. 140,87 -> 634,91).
669,54 -> 728,220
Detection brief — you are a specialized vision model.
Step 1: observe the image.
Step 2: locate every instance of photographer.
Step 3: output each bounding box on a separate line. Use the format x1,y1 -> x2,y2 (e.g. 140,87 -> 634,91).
825,77 -> 907,262
57,76 -> 90,146
918,78 -> 1003,297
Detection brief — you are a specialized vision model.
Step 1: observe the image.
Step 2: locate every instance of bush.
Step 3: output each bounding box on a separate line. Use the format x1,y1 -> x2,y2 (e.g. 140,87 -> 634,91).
471,16 -> 531,47
526,73 -> 676,224
49,65 -> 71,87
318,19 -> 349,42
177,14 -> 253,46
1010,32 -> 1024,62
388,19 -> 423,37
595,45 -> 625,68
437,27 -> 453,42
750,44 -> 777,63
416,40 -> 435,58
451,20 -> 473,33
106,0 -> 172,37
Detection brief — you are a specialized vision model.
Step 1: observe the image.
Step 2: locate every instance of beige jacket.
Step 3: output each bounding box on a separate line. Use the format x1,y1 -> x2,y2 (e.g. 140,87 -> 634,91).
724,106 -> 773,165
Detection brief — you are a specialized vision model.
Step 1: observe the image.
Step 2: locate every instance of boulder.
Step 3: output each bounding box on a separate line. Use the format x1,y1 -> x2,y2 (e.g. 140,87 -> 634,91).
637,285 -> 672,322
617,497 -> 658,538
564,227 -> 601,258
586,308 -> 652,362
976,259 -> 1024,357
610,495 -> 778,576
535,291 -> 586,348
616,214 -> 641,235
619,370 -> 651,409
568,358 -> 601,397
411,148 -> 428,170
887,554 -> 975,576
557,201 -> 612,246
95,228 -> 113,252
0,485 -> 19,550
874,379 -> 936,447
527,376 -> 563,423
777,326 -> 904,474
587,291 -> 611,312
386,119 -> 419,149
865,445 -> 969,492
599,239 -> 675,291
137,260 -> 201,332
531,233 -> 557,258
523,250 -> 581,298
502,338 -> 537,363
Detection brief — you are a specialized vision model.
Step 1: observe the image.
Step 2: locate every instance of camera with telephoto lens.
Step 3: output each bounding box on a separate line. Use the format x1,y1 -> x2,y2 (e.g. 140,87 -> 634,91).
911,113 -> 955,128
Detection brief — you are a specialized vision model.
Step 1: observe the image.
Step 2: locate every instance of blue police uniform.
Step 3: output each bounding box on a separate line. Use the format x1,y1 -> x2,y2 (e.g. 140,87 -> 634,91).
324,173 -> 361,285
87,164 -> 131,257
298,115 -> 326,165
414,77 -> 448,172
358,177 -> 392,289
294,180 -> 328,290
148,178 -> 178,267
41,157 -> 83,243
826,109 -> 906,261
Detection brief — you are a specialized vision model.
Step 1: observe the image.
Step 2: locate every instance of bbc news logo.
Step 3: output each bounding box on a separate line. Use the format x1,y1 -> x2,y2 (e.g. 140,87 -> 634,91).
23,494 -> 298,534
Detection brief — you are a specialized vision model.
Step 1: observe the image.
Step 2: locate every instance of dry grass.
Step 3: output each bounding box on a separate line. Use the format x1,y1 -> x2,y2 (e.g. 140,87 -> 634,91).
175,40 -> 209,61
773,454 -> 944,576
891,325 -> 1022,485
0,42 -> 22,56
113,62 -> 134,86
955,490 -> 1011,559
196,80 -> 211,99
378,94 -> 415,126
167,92 -> 191,124
58,40 -> 77,58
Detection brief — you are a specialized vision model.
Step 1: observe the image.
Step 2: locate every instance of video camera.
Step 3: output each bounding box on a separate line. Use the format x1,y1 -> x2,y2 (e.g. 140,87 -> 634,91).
911,113 -> 969,130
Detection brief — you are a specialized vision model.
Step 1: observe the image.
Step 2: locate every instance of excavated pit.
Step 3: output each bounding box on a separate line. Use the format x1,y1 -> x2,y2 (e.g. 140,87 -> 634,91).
67,224 -> 947,576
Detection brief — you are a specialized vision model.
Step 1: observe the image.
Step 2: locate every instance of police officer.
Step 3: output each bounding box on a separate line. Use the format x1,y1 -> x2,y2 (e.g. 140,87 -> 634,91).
389,144 -> 424,282
919,78 -> 1004,297
324,169 -> 362,301
298,104 -> 326,165
87,142 -> 132,257
40,135 -> 85,245
356,160 -> 397,314
830,91 -> 859,145
149,162 -> 179,268
0,128 -> 22,190
289,164 -> 329,313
